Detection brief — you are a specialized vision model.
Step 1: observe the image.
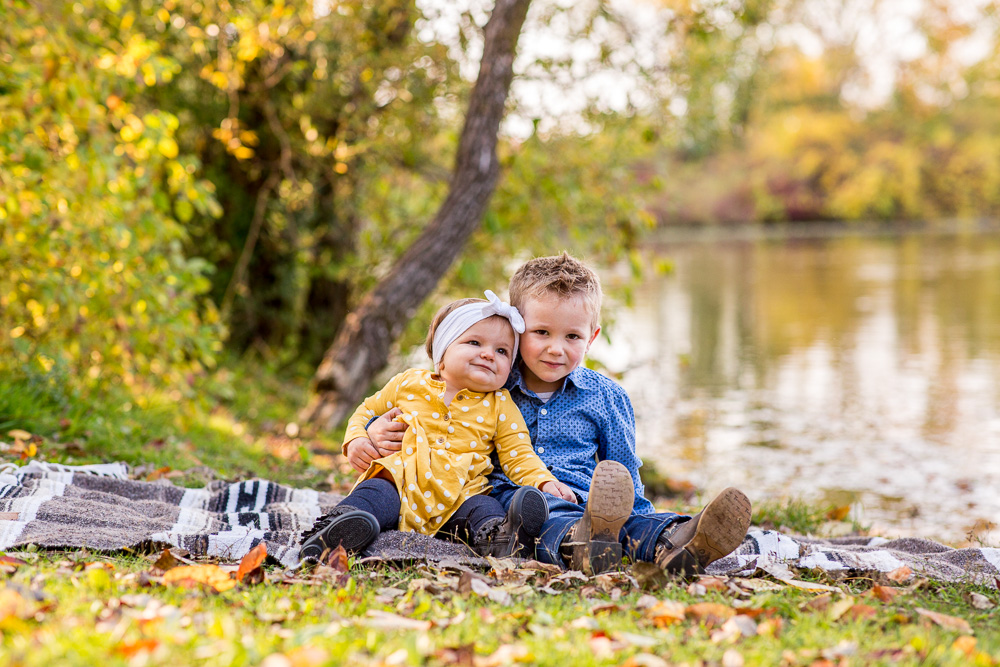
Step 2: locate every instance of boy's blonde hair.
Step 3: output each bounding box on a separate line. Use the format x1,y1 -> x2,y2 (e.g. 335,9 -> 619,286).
508,253 -> 602,331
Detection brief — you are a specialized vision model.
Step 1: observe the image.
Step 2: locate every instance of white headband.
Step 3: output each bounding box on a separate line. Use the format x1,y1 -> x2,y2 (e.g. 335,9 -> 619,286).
431,290 -> 525,370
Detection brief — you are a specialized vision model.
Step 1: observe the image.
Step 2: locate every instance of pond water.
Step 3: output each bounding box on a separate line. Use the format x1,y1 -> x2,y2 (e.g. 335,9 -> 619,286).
592,223 -> 1000,546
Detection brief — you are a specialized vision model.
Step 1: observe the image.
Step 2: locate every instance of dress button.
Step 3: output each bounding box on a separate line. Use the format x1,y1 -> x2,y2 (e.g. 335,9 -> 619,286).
445,413 -> 450,420
540,408 -> 547,416
437,437 -> 445,444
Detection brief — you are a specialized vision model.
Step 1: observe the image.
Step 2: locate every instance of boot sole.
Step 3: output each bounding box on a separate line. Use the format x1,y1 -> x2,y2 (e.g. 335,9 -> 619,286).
569,460 -> 634,573
300,510 -> 380,561
660,487 -> 751,573
586,460 -> 634,541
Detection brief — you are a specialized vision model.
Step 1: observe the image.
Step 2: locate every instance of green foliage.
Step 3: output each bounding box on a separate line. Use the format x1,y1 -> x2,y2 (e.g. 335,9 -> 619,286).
0,2 -> 223,394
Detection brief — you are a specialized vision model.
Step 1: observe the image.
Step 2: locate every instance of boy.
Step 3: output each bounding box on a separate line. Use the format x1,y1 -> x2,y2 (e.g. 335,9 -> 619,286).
370,254 -> 752,574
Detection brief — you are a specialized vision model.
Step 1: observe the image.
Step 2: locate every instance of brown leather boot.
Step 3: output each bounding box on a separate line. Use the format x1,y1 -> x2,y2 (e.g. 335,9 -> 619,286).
655,487 -> 752,576
561,460 -> 634,574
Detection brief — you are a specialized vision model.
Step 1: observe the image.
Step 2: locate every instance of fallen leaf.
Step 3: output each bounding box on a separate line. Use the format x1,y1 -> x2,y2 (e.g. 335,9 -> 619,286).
885,566 -> 913,583
686,602 -> 736,627
645,600 -> 686,627
710,616 -> 757,644
631,561 -> 668,590
965,592 -> 995,610
825,505 -> 851,521
325,544 -> 349,572
283,646 -> 330,667
762,564 -> 840,592
870,585 -> 905,603
829,596 -> 855,621
151,549 -> 179,572
915,608 -> 973,634
951,636 -> 977,656
237,543 -> 267,584
116,638 -> 160,657
801,593 -> 833,612
842,604 -> 877,621
434,644 -> 475,667
590,603 -> 620,616
162,564 -> 236,592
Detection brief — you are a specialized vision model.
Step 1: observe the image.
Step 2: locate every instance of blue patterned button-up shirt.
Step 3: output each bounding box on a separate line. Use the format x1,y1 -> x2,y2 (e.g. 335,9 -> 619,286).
488,364 -> 655,515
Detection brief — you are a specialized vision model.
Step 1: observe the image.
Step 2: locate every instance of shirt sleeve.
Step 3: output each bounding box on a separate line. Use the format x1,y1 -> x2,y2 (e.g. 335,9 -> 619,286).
596,382 -> 655,514
492,390 -> 557,489
342,372 -> 407,455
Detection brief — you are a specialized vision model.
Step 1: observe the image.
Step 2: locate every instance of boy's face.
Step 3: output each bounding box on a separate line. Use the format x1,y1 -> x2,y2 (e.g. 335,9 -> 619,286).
517,293 -> 600,394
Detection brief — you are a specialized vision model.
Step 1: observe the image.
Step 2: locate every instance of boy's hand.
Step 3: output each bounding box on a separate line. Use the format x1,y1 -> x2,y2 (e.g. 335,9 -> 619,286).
541,480 -> 576,502
367,408 -> 407,456
345,437 -> 382,473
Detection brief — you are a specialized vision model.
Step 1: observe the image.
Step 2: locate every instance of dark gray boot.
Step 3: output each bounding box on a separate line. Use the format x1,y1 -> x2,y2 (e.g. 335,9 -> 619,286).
473,486 -> 548,558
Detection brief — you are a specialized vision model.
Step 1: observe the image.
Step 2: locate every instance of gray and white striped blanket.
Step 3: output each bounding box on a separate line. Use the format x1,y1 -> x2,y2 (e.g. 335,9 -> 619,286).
1,461 -> 998,586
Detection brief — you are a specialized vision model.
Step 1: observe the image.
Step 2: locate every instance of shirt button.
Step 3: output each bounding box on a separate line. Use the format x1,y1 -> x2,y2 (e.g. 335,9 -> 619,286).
540,408 -> 547,415
538,447 -> 545,454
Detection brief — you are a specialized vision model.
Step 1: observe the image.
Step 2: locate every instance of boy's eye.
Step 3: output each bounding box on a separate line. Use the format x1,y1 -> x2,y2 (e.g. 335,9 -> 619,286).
567,333 -> 581,340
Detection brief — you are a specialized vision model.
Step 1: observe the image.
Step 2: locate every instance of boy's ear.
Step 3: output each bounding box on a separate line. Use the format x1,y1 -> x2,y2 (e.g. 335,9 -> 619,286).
586,326 -> 601,349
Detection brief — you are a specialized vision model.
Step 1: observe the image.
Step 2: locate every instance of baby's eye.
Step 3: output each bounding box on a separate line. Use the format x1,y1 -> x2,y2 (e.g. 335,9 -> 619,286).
497,348 -> 509,356
467,339 -> 480,346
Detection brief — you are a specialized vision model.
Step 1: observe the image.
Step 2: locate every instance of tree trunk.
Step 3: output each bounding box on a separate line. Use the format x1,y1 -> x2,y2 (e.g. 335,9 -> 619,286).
303,0 -> 533,429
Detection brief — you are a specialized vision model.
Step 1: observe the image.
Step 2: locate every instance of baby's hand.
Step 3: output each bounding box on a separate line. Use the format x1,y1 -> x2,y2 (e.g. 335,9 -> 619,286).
345,437 -> 381,473
367,407 -> 407,456
541,480 -> 576,502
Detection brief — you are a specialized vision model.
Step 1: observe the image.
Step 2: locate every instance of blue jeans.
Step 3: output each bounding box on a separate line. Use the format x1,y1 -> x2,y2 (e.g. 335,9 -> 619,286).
491,487 -> 687,566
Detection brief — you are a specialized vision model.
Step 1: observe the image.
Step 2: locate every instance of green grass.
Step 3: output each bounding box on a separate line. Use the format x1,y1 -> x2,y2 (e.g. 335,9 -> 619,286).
0,358 -> 348,489
0,550 -> 997,666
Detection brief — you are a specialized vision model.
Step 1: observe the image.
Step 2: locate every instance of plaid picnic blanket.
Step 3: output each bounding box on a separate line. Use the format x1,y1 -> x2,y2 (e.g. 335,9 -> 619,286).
1,461 -> 998,586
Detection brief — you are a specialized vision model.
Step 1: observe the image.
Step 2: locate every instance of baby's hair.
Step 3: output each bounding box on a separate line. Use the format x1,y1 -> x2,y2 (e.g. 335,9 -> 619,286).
425,298 -> 482,360
508,252 -> 602,331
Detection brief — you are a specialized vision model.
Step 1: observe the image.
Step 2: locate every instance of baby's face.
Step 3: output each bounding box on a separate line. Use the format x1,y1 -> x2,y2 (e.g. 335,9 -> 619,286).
437,316 -> 515,392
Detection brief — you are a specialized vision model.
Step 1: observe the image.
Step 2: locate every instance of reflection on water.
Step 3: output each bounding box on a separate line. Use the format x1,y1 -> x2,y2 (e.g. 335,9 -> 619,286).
593,226 -> 1000,545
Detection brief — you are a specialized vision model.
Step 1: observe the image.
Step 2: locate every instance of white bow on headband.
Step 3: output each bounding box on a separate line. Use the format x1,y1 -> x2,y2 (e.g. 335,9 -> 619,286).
431,290 -> 525,370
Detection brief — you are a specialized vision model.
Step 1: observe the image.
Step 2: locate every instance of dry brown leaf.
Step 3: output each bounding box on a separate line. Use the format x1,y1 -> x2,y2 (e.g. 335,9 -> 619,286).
151,549 -> 179,572
325,544 -> 349,572
645,600 -> 686,627
590,603 -> 620,616
825,505 -> 851,521
686,602 -> 736,627
236,543 -> 267,584
885,566 -> 913,583
434,644 -> 476,667
829,596 -> 855,621
162,564 -> 236,592
870,585 -> 905,603
801,593 -> 833,612
915,607 -> 973,634
842,604 -> 877,622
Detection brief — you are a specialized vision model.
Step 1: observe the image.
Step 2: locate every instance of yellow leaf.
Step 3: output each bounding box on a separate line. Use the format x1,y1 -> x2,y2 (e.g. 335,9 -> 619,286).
645,600 -> 686,627
163,564 -> 236,592
157,137 -> 178,159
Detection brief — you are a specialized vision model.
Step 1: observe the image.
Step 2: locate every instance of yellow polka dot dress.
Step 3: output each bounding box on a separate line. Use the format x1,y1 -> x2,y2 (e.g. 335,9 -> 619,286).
343,369 -> 557,534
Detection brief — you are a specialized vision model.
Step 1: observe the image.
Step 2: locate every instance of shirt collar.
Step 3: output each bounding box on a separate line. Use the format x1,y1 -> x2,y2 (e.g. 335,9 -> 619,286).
507,363 -> 595,396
